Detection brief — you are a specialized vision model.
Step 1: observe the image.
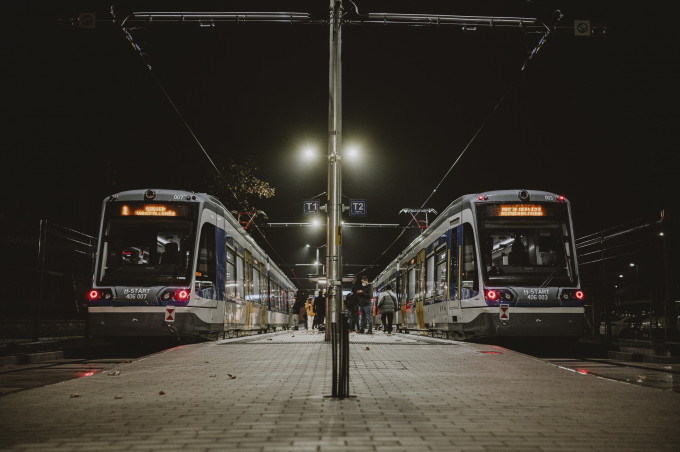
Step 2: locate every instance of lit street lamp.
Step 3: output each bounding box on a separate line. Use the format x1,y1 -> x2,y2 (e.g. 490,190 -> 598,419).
306,244 -> 327,281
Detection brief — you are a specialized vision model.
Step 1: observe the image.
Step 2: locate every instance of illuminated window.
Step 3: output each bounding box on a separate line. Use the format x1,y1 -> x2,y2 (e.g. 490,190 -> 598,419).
426,254 -> 435,298
197,223 -> 216,287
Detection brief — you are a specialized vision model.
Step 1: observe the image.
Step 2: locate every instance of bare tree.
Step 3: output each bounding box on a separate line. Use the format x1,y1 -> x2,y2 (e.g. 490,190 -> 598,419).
207,156 -> 275,213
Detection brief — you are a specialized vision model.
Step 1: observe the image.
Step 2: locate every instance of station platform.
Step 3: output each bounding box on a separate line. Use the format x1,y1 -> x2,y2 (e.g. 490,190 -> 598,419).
1,330 -> 679,451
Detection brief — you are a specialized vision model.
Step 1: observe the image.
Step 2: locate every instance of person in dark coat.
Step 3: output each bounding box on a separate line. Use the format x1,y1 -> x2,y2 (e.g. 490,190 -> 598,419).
355,275 -> 373,334
345,288 -> 360,332
313,289 -> 326,329
292,294 -> 304,330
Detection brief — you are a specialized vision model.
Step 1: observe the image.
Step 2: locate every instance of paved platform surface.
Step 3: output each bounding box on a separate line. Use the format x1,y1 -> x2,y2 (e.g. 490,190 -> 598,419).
1,330 -> 679,451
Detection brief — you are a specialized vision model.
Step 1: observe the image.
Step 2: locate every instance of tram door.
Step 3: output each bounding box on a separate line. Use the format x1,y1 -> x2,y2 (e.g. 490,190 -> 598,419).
244,250 -> 253,328
399,266 -> 408,326
461,224 -> 479,300
449,226 -> 460,308
416,249 -> 426,330
258,263 -> 267,328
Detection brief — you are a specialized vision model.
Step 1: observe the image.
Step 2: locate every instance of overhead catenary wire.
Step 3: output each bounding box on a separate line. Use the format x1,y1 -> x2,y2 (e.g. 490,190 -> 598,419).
418,82 -> 514,210
111,8 -> 294,274
111,4 -> 561,282
364,23 -> 554,276
360,4 -> 563,276
359,79 -> 515,278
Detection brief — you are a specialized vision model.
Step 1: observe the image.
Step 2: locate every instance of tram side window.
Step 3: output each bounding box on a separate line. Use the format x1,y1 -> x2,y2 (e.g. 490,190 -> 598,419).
260,270 -> 267,306
435,249 -> 447,297
269,281 -> 275,310
274,283 -> 281,311
462,224 -> 479,291
236,255 -> 244,299
252,267 -> 260,303
426,254 -> 435,298
196,223 -> 216,286
271,282 -> 278,310
449,233 -> 459,295
226,248 -> 236,298
408,267 -> 416,301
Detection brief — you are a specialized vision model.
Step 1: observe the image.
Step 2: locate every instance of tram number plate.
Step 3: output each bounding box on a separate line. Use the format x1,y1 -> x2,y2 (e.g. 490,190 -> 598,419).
523,288 -> 549,301
123,288 -> 150,300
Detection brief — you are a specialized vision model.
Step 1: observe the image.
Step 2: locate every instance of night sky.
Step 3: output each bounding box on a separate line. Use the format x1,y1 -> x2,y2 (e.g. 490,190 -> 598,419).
3,1 -> 678,290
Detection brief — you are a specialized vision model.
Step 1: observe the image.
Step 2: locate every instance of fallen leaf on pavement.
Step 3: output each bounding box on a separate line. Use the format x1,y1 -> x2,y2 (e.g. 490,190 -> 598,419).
158,391 -> 166,395
114,395 -> 123,400
365,347 -> 370,350
70,393 -> 80,398
108,370 -> 121,376
227,374 -> 236,379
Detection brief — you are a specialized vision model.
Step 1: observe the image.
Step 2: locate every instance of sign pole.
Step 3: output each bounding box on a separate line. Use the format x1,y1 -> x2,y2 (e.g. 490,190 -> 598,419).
326,0 -> 348,398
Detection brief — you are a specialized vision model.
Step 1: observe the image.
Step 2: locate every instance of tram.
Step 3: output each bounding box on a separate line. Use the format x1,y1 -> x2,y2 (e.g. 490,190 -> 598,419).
373,189 -> 585,339
87,189 -> 296,338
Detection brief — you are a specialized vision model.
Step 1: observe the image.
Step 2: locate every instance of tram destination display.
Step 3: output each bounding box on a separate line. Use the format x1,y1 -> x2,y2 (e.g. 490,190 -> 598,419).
112,203 -> 192,217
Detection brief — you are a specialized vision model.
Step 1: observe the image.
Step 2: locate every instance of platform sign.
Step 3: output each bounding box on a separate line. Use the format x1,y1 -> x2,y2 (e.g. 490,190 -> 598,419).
303,199 -> 320,215
499,304 -> 509,321
165,306 -> 176,323
350,199 -> 367,217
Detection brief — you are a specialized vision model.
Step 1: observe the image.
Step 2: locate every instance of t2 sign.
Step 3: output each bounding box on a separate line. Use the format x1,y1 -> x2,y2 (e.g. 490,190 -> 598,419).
350,199 -> 367,217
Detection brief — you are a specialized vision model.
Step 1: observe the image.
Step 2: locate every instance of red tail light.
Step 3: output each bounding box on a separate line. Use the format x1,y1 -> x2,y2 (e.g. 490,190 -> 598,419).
159,288 -> 191,304
575,290 -> 584,300
89,290 -> 99,300
485,290 -> 498,300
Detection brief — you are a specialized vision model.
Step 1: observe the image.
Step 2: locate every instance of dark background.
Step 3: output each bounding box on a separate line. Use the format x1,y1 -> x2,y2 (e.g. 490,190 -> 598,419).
2,1 -> 678,290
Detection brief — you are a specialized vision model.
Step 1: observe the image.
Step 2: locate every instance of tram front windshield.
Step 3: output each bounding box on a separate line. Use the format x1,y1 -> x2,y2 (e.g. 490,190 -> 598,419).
477,203 -> 576,287
97,202 -> 197,286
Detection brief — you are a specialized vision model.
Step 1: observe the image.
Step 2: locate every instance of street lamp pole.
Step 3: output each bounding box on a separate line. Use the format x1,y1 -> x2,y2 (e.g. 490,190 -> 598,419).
326,0 -> 348,397
306,244 -> 326,290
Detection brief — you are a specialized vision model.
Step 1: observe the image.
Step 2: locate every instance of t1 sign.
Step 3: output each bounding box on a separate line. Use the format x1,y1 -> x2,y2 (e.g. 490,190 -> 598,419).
304,199 -> 320,215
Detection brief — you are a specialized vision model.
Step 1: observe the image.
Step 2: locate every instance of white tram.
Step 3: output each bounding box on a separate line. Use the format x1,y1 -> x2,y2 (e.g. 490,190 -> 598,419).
88,189 -> 296,338
373,189 -> 585,339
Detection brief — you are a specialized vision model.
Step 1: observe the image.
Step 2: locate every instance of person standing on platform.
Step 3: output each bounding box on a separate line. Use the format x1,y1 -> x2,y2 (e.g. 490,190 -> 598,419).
346,289 -> 360,332
314,289 -> 326,330
377,284 -> 397,334
305,295 -> 315,330
356,275 -> 373,334
299,293 -> 308,329
291,294 -> 303,330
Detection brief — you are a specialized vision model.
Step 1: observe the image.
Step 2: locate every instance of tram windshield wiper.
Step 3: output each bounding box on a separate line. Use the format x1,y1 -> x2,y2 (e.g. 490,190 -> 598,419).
539,266 -> 562,288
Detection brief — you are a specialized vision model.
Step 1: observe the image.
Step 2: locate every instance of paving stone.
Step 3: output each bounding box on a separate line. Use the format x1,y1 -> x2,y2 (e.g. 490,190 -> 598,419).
0,331 -> 679,451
